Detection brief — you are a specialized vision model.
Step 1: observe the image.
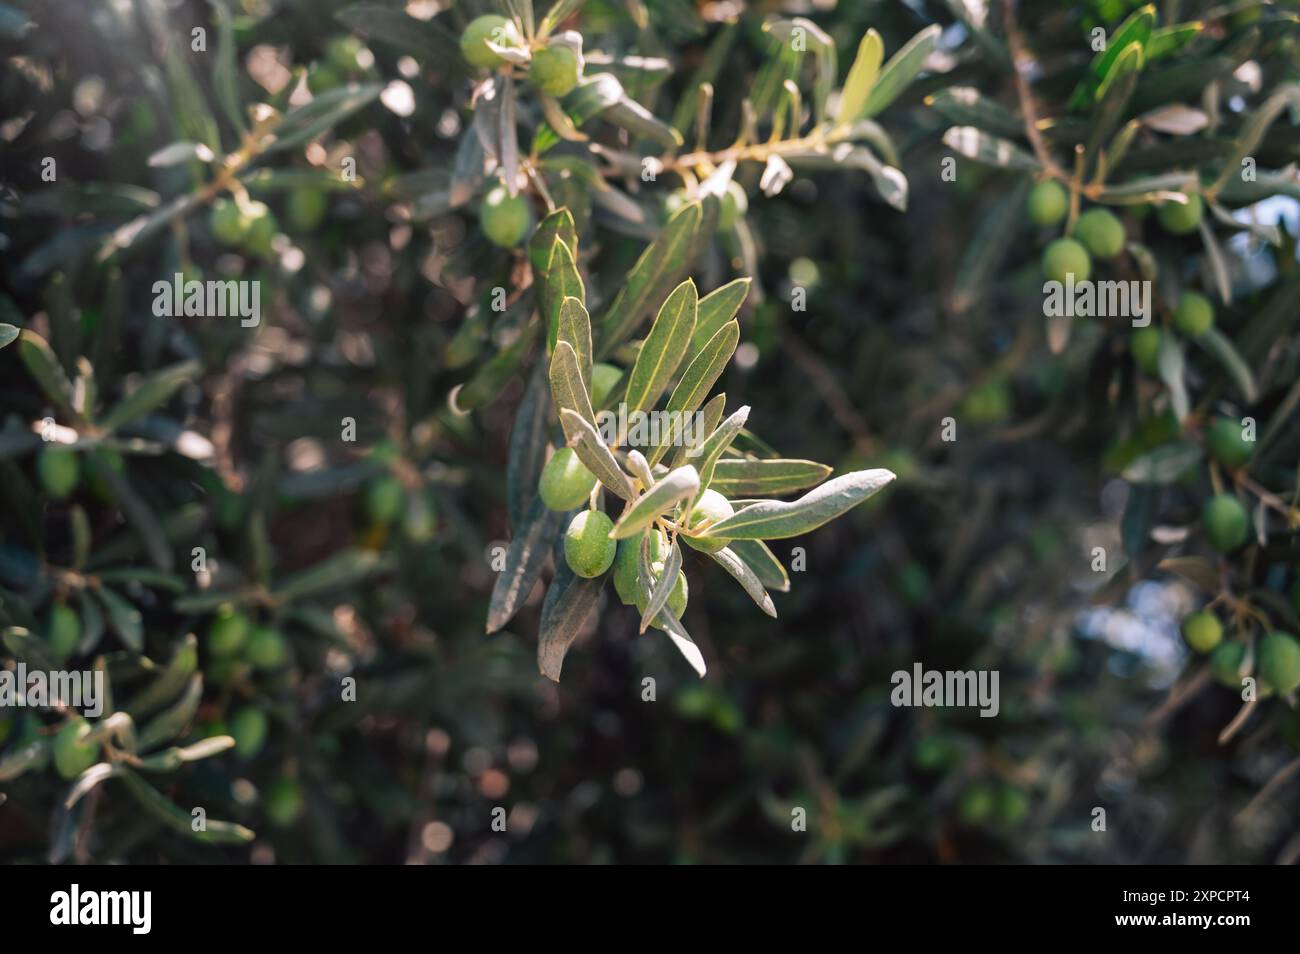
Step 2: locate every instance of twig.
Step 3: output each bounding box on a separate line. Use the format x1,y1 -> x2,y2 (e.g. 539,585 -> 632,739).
1002,0 -> 1068,181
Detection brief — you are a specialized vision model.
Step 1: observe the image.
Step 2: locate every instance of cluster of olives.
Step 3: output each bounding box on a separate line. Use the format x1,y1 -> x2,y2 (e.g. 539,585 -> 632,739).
206,605 -> 291,678
210,196 -> 279,257
1181,609 -> 1300,698
459,14 -> 582,97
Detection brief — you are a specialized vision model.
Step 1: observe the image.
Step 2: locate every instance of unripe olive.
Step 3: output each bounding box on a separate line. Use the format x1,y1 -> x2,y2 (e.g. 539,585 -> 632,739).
1173,291 -> 1213,339
1041,237 -> 1092,284
1181,611 -> 1222,653
241,201 -> 278,257
958,783 -> 996,825
480,184 -> 533,247
366,475 -> 405,525
1157,193 -> 1203,235
307,63 -> 343,94
287,186 -> 328,232
230,706 -> 269,758
613,529 -> 666,605
47,603 -> 81,663
53,717 -> 98,780
716,180 -> 748,232
911,734 -> 961,773
996,785 -> 1031,827
1027,180 -> 1068,226
529,45 -> 580,97
38,447 -> 80,500
1073,208 -> 1126,259
325,36 -> 364,73
1210,642 -> 1247,687
264,777 -> 305,826
682,489 -> 733,554
564,510 -> 617,578
1202,493 -> 1249,552
1206,417 -> 1253,469
210,197 -> 248,246
1130,326 -> 1162,375
459,15 -> 521,68
1258,631 -> 1300,695
590,362 -> 622,409
633,560 -> 688,622
246,626 -> 289,670
538,447 -> 597,511
208,606 -> 251,657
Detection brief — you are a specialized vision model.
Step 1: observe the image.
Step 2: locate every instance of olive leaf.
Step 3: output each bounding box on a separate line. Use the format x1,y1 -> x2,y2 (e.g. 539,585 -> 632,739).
698,469 -> 896,540
558,408 -> 635,500
600,201 -> 701,355
707,546 -> 777,618
1069,5 -> 1156,110
728,539 -> 790,593
556,296 -> 593,388
1196,328 -> 1258,405
537,560 -> 604,682
507,360 -> 553,529
550,340 -> 596,429
543,239 -> 585,354
126,634 -> 198,719
691,277 -> 750,353
860,24 -> 941,118
654,604 -> 706,677
486,495 -> 568,634
835,29 -> 883,125
943,127 -> 1042,171
709,458 -> 832,496
99,360 -> 202,432
639,540 -> 682,634
1121,443 -> 1202,485
137,673 -> 202,750
687,405 -> 750,500
118,768 -> 254,844
645,318 -> 738,467
622,279 -> 698,416
610,465 -> 699,540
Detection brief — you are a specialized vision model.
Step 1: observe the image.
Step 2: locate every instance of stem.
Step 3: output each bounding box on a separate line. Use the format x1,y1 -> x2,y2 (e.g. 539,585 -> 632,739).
1002,0 -> 1069,182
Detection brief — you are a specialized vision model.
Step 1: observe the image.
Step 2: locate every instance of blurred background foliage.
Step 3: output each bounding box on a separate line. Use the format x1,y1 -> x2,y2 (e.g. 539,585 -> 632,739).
2,0 -> 1300,864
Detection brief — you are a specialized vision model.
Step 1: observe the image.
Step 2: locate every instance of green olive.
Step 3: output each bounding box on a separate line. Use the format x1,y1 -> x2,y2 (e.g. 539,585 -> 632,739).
210,197 -> 248,246
47,603 -> 81,663
1258,632 -> 1300,695
563,509 -> 617,578
1202,493 -> 1250,552
1027,180 -> 1068,227
264,777 -> 305,827
1173,291 -> 1214,339
366,475 -> 405,526
480,184 -> 533,248
459,15 -> 521,69
682,489 -> 733,554
287,186 -> 328,232
1073,208 -> 1126,259
208,606 -> 252,657
1205,417 -> 1253,469
246,626 -> 289,670
529,45 -> 580,97
1157,193 -> 1203,235
538,447 -> 597,511
1041,238 -> 1092,284
633,560 -> 688,623
230,706 -> 269,759
38,447 -> 80,500
1181,611 -> 1223,653
53,718 -> 99,780
1130,326 -> 1162,375
613,529 -> 666,605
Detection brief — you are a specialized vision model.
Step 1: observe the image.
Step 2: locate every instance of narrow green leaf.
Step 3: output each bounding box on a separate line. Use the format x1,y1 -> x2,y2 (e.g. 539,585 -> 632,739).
118,768 -> 255,844
137,673 -> 202,750
600,202 -> 701,355
1121,442 -> 1202,484
264,83 -> 382,155
558,408 -> 634,500
208,0 -> 245,135
924,86 -> 1024,138
691,278 -> 750,353
544,239 -> 585,354
687,405 -> 750,499
1069,4 -> 1155,109
1158,333 -> 1190,423
835,29 -> 883,125
335,3 -> 466,69
507,360 -> 552,530
100,360 -> 201,432
646,319 -> 738,467
0,324 -> 17,349
728,539 -> 790,593
708,546 -> 777,617
610,465 -> 699,540
861,24 -> 941,117
486,496 -> 567,634
17,330 -> 79,420
272,549 -> 391,602
623,280 -> 697,416
453,321 -> 540,411
556,296 -> 593,388
699,469 -> 896,540
709,458 -> 832,496
528,206 -> 578,294
639,541 -> 682,633
95,587 -> 143,652
943,126 -> 1041,170
1197,328 -> 1258,404
654,604 -> 706,677
549,340 -> 596,429
537,560 -> 604,682
126,634 -> 198,719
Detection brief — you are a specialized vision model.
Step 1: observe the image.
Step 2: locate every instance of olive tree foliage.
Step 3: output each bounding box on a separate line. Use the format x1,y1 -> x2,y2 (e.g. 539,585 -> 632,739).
0,0 -> 1298,865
